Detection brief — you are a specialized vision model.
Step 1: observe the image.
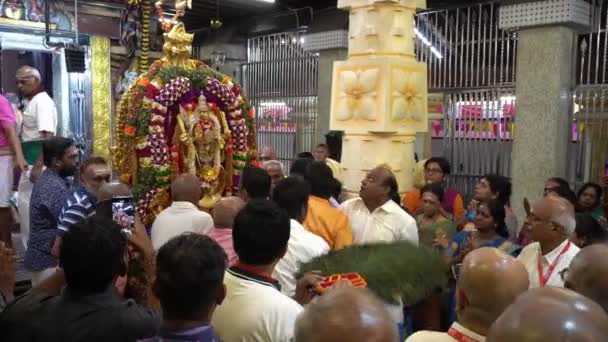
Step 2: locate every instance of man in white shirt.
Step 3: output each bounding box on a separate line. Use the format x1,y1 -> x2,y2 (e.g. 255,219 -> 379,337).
271,176 -> 329,297
16,66 -> 58,249
151,174 -> 213,250
212,199 -> 316,342
341,165 -> 418,245
517,195 -> 580,288
407,248 -> 529,342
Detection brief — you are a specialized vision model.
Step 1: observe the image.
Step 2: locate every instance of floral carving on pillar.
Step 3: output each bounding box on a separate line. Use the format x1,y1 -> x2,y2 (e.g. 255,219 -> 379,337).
392,68 -> 424,121
336,68 -> 379,122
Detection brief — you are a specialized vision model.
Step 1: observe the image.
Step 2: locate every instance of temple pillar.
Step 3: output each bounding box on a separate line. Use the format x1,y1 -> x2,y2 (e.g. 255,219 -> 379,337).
500,0 -> 591,216
330,0 -> 428,197
318,48 -> 347,145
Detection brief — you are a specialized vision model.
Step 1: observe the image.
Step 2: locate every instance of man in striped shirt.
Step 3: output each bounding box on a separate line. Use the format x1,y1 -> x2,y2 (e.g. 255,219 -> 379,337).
51,156 -> 110,256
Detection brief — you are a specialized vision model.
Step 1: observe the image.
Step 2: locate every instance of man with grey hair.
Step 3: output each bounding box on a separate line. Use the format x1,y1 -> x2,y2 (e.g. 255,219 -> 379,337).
517,194 -> 580,288
295,287 -> 398,342
16,65 -> 58,248
261,160 -> 284,194
207,196 -> 245,265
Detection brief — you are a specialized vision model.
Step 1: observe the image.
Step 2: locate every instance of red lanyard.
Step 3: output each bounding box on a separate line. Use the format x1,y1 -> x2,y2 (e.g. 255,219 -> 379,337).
537,241 -> 571,287
448,328 -> 481,342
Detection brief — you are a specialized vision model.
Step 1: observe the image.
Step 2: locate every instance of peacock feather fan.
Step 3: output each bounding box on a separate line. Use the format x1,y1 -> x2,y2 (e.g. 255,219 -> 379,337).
299,241 -> 449,305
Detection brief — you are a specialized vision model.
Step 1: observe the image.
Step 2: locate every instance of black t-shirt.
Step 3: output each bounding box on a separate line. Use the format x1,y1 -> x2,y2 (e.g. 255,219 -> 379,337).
0,287 -> 160,341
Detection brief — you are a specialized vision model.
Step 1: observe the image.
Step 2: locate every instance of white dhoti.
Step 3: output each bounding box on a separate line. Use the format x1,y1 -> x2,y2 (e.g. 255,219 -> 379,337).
17,168 -> 34,249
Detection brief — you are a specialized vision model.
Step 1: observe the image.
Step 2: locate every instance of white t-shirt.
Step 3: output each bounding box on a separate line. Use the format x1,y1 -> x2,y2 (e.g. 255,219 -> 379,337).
340,198 -> 419,245
517,239 -> 580,288
273,219 -> 330,297
150,201 -> 214,250
212,267 -> 303,342
21,92 -> 57,142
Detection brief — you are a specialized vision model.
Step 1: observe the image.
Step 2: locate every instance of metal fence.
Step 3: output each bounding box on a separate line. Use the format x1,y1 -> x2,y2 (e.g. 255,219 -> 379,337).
443,88 -> 516,200
242,31 -> 319,171
571,1 -> 608,188
416,1 -> 518,198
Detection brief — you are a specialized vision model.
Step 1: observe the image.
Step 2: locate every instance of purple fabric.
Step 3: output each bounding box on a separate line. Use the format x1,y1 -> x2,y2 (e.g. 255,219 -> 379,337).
442,188 -> 459,214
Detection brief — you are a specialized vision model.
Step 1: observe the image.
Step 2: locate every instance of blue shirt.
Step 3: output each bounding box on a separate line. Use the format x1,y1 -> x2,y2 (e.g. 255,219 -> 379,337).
139,325 -> 220,342
57,187 -> 97,236
24,169 -> 72,272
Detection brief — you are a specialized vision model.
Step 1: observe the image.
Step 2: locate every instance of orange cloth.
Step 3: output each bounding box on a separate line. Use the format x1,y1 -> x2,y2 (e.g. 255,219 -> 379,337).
304,196 -> 352,250
402,189 -> 465,221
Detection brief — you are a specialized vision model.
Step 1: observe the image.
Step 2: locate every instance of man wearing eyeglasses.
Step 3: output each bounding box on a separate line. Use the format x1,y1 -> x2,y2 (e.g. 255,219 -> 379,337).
517,195 -> 580,288
51,157 -> 110,258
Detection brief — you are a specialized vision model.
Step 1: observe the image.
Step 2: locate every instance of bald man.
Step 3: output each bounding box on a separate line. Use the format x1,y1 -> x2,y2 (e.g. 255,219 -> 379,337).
517,195 -> 580,288
565,244 -> 608,313
407,248 -> 529,342
150,174 -> 213,250
295,287 -> 398,342
341,166 -> 418,244
207,196 -> 245,265
488,287 -> 608,342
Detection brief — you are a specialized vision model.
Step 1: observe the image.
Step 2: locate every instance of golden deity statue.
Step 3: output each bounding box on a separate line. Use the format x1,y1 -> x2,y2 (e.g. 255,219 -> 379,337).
113,22 -> 257,224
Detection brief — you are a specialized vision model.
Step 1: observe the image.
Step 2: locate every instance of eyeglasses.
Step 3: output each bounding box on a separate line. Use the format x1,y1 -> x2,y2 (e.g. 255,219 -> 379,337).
425,168 -> 443,175
544,187 -> 559,194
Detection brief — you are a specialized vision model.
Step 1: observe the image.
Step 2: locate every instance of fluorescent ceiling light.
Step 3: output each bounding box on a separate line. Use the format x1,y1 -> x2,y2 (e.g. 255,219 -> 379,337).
414,27 -> 443,59
254,0 -> 275,2
260,102 -> 287,107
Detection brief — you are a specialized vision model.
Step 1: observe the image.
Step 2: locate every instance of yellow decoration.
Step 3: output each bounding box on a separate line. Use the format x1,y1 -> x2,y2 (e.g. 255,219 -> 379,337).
330,0 -> 427,197
392,68 -> 425,121
91,36 -> 112,159
162,23 -> 194,68
335,69 -> 379,122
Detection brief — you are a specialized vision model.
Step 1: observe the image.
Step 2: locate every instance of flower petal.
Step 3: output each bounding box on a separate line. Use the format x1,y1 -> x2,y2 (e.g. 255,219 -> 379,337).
340,71 -> 358,93
357,96 -> 377,121
336,97 -> 354,121
359,69 -> 380,94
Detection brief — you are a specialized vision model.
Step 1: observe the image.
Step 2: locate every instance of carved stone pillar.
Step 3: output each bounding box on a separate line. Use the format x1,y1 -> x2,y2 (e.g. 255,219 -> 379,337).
330,0 -> 428,196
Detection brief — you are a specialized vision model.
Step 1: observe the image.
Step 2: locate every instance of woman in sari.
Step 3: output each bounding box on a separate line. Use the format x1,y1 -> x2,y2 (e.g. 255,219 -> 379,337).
412,183 -> 456,331
576,182 -> 606,221
403,157 -> 465,221
461,174 -> 518,241
446,200 -> 521,326
416,183 -> 457,254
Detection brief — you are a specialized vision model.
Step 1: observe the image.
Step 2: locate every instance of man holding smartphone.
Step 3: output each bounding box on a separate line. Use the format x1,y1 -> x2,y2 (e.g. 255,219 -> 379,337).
52,156 -> 110,257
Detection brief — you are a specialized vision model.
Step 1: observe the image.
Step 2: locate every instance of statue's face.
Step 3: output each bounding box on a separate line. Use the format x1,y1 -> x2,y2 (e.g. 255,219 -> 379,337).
126,72 -> 138,83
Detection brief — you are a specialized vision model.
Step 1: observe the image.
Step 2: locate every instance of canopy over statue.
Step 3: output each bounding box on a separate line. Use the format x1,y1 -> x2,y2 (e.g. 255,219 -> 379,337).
113,23 -> 257,224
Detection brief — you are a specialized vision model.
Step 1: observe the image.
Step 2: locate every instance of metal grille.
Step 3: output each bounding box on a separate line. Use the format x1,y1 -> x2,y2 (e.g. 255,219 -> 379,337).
572,1 -> 608,188
443,88 -> 516,201
416,1 -> 517,91
416,1 -> 518,198
242,31 -> 319,171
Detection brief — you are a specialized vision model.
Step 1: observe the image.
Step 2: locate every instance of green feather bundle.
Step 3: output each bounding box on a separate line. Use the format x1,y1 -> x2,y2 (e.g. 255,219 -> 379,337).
299,241 -> 449,305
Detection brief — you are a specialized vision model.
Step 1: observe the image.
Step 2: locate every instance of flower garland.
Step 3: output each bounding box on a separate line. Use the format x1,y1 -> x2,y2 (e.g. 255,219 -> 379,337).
114,57 -> 257,220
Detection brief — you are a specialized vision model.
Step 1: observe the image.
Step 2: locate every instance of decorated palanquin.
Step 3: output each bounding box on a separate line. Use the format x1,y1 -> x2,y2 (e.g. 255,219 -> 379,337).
113,23 -> 257,224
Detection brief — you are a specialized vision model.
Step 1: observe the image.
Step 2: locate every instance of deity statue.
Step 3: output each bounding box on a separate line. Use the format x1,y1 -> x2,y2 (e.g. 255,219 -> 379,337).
113,23 -> 257,224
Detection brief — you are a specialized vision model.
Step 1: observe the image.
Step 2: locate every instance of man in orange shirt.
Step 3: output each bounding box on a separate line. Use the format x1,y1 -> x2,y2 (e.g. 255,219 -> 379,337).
402,157 -> 465,221
303,162 -> 352,250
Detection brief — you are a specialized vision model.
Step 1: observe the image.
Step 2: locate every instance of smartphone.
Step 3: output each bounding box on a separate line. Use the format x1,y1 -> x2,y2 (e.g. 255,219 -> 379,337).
112,196 -> 135,234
